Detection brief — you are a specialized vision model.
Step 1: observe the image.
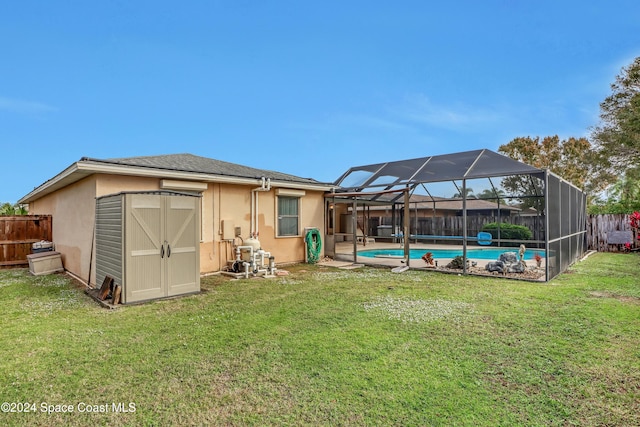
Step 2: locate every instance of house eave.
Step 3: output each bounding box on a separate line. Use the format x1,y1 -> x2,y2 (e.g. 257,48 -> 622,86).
19,160 -> 334,204
19,162 -> 88,204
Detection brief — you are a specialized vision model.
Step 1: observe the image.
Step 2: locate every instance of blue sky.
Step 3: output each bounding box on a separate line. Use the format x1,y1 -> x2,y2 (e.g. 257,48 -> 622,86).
2,1 -> 639,203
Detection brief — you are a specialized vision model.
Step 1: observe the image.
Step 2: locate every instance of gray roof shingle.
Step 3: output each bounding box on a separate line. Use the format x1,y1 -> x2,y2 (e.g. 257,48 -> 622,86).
81,153 -> 326,185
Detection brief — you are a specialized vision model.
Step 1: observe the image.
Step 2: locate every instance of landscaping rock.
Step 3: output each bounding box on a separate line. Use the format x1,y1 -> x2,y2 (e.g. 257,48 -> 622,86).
485,261 -> 505,273
484,252 -> 527,275
499,252 -> 519,264
507,261 -> 526,273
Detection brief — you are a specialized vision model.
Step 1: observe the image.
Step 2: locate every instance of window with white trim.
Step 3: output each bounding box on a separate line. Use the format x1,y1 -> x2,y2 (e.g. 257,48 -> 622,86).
277,196 -> 299,236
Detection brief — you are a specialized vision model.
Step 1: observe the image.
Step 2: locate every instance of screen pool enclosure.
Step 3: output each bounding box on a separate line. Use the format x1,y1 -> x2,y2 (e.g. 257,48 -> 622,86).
324,149 -> 586,281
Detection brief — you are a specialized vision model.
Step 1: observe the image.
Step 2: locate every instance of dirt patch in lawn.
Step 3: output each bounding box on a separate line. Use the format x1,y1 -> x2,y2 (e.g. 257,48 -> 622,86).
589,291 -> 640,304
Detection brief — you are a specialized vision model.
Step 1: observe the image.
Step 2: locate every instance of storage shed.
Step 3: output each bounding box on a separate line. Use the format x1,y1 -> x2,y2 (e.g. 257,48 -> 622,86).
95,191 -> 201,304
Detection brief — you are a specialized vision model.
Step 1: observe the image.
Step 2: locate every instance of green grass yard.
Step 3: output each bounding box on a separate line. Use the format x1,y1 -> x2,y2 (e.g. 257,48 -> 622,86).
0,252 -> 638,426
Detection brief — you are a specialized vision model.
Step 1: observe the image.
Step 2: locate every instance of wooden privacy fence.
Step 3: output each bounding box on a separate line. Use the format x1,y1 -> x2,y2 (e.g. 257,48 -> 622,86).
369,213 -> 638,252
0,215 -> 53,267
414,216 -> 545,242
587,214 -> 635,252
368,216 -> 545,242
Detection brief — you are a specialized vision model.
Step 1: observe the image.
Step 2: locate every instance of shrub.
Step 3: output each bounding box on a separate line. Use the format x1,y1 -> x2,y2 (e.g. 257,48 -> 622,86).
421,252 -> 435,266
446,256 -> 466,269
481,222 -> 532,241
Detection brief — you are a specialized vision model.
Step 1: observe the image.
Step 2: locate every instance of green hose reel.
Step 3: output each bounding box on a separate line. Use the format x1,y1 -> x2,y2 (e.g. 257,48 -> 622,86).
305,228 -> 322,264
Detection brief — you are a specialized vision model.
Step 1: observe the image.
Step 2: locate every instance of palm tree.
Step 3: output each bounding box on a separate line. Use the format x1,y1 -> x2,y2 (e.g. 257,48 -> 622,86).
476,188 -> 508,204
452,188 -> 475,199
0,203 -> 14,215
14,205 -> 28,215
0,202 -> 28,215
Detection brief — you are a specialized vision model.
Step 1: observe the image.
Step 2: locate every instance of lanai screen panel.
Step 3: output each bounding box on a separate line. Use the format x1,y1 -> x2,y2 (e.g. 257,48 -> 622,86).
545,172 -> 587,281
336,157 -> 431,189
466,150 -> 543,179
339,170 -> 376,188
412,151 -> 482,182
371,157 -> 431,185
335,149 -> 547,190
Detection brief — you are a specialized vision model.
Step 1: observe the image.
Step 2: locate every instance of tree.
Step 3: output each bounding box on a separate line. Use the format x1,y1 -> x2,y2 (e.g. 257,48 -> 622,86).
499,135 -> 605,191
0,202 -> 28,215
589,57 -> 640,213
0,203 -> 14,215
498,135 -> 606,210
476,188 -> 508,205
588,166 -> 640,213
592,57 -> 640,171
452,187 -> 475,199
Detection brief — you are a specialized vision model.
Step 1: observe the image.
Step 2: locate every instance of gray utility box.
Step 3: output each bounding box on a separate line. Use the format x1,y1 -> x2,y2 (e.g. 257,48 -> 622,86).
95,191 -> 201,304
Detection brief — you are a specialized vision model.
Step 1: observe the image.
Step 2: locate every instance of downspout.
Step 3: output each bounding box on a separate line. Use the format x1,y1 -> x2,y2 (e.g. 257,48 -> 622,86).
251,177 -> 271,237
250,186 -> 255,236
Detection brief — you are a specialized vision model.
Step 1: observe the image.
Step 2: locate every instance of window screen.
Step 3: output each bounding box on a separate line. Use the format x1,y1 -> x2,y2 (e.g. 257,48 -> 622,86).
278,196 -> 299,236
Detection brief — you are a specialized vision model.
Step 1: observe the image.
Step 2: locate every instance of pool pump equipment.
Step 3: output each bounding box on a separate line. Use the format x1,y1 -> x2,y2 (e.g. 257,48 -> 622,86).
228,233 -> 276,278
223,177 -> 278,278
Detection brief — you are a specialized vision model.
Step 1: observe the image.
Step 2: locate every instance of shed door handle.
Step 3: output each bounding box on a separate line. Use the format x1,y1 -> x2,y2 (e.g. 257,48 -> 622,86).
167,244 -> 171,258
161,244 -> 165,258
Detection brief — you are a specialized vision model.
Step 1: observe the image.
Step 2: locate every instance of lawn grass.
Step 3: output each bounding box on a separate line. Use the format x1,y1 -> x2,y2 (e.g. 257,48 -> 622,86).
0,252 -> 638,426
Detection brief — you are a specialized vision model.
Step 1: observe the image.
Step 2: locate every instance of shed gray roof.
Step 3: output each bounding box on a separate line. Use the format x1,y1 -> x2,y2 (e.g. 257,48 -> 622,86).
82,153 -> 323,185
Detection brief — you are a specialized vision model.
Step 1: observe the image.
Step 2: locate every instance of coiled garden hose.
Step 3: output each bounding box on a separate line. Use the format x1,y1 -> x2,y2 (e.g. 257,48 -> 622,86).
305,228 -> 322,264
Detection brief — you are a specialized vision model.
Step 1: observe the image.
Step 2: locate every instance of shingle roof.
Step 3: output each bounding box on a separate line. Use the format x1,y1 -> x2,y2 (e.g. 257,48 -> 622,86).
19,153 -> 332,204
82,153 -> 325,185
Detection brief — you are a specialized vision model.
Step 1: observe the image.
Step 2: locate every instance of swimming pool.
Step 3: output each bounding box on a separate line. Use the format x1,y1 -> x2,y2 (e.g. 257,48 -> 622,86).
358,248 -> 544,261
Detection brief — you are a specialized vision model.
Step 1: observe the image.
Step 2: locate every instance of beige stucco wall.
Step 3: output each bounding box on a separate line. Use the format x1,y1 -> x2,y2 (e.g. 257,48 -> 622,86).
205,182 -> 325,273
95,174 -> 161,197
28,173 -> 326,285
27,176 -> 98,284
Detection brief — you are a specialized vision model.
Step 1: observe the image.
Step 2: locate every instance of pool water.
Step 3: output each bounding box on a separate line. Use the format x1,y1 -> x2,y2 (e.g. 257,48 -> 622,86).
358,248 -> 544,260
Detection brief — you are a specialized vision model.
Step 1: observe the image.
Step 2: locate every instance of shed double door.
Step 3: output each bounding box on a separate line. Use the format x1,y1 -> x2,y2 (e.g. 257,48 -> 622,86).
124,193 -> 200,303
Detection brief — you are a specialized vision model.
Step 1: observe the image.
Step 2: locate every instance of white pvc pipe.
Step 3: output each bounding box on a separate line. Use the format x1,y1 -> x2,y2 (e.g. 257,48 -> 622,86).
250,190 -> 254,236
243,262 -> 250,279
250,177 -> 271,237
